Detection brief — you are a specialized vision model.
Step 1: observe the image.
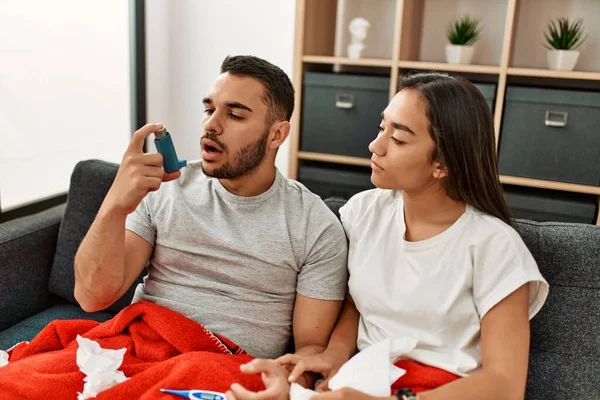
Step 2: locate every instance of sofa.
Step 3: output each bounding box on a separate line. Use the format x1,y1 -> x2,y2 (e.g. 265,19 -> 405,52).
0,159 -> 598,399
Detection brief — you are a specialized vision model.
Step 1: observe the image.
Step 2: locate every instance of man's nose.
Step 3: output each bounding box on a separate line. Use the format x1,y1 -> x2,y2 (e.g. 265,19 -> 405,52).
203,112 -> 223,135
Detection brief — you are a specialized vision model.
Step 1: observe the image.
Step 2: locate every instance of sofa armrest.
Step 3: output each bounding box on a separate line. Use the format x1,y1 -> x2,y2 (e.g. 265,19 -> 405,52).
0,204 -> 66,330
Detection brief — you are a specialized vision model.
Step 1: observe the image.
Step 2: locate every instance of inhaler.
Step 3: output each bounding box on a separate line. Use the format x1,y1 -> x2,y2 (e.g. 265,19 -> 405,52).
154,126 -> 187,173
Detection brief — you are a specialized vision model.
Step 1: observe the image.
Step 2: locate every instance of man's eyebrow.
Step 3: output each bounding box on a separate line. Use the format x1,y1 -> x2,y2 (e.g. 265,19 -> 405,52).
202,98 -> 253,113
381,112 -> 415,136
225,101 -> 253,112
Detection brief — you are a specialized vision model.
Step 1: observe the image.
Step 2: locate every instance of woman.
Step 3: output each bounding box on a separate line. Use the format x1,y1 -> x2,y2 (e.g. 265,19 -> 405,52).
226,72 -> 549,400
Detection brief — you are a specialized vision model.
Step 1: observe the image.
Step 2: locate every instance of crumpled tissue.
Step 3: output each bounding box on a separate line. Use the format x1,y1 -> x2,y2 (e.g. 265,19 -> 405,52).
76,335 -> 128,400
0,350 -> 9,367
290,338 -> 418,400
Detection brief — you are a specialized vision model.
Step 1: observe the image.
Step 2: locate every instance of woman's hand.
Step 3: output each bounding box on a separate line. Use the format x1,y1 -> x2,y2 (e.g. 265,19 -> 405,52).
226,359 -> 291,400
276,344 -> 350,391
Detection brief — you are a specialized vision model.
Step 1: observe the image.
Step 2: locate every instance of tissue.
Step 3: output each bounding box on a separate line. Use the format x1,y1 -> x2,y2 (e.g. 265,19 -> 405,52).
76,335 -> 128,400
0,350 -> 8,367
290,338 -> 418,400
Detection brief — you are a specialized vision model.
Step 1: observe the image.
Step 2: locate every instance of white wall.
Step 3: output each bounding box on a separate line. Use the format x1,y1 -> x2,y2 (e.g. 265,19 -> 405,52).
145,0 -> 297,176
0,0 -> 132,211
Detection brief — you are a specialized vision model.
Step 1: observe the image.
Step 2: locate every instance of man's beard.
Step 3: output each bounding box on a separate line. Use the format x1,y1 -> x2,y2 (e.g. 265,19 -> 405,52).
202,129 -> 269,180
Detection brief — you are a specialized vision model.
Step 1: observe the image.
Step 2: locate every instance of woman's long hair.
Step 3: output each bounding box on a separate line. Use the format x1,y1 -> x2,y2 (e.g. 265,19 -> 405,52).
399,73 -> 513,225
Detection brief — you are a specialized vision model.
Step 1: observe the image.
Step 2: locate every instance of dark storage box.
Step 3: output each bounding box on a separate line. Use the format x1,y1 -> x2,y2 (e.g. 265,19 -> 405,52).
498,86 -> 600,186
298,164 -> 374,200
473,83 -> 496,112
300,72 -> 390,159
503,185 -> 597,224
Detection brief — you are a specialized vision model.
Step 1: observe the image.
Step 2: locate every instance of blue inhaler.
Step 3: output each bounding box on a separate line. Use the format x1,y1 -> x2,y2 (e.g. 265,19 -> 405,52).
154,126 -> 187,173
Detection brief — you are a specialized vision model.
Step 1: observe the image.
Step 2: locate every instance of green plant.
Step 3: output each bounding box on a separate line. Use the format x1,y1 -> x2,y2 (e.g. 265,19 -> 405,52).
544,17 -> 587,50
446,15 -> 482,46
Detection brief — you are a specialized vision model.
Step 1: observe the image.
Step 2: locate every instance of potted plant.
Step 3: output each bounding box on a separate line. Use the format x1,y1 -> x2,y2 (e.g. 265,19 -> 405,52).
544,17 -> 587,71
445,15 -> 482,65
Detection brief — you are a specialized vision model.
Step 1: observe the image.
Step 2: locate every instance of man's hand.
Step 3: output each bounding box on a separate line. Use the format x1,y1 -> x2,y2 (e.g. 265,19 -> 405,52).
277,344 -> 349,392
226,359 -> 291,400
104,123 -> 181,216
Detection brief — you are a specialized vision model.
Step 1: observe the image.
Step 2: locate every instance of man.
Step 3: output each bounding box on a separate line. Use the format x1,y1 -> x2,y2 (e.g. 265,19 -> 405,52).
73,55 -> 348,388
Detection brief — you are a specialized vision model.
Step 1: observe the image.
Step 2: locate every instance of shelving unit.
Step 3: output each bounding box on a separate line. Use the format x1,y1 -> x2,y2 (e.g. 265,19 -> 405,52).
288,0 -> 600,225
397,61 -> 501,74
302,55 -> 393,67
298,151 -> 372,167
507,67 -> 600,81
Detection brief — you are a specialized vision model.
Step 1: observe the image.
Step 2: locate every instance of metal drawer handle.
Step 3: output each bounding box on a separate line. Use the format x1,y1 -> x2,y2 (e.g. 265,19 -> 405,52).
545,111 -> 568,127
335,93 -> 355,109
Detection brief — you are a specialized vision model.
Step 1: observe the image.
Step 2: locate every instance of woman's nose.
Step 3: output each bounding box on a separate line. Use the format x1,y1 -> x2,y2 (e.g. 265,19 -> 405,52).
368,130 -> 386,156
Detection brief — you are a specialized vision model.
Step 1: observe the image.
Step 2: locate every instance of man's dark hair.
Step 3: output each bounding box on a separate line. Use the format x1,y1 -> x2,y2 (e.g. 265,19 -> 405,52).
220,55 -> 295,122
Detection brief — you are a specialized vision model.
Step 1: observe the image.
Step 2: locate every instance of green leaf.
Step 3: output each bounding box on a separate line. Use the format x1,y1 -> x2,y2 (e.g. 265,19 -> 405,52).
447,15 -> 482,46
544,17 -> 587,50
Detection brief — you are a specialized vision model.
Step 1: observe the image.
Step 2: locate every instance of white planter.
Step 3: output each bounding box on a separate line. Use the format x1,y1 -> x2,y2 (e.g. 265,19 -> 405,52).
445,44 -> 475,65
546,50 -> 580,71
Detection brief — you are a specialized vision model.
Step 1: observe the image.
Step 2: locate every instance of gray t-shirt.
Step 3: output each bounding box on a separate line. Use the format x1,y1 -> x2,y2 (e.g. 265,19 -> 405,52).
125,161 -> 348,358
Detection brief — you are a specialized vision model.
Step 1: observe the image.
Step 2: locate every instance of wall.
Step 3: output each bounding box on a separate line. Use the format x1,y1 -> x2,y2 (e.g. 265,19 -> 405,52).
145,0 -> 297,176
0,0 -> 132,211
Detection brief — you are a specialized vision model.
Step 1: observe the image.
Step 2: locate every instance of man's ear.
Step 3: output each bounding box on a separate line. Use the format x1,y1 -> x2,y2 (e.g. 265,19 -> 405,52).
268,121 -> 291,150
432,161 -> 448,179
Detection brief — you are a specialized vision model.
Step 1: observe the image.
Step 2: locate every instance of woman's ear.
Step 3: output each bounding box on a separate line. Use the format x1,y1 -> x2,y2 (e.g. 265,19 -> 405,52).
432,161 -> 448,179
268,121 -> 291,150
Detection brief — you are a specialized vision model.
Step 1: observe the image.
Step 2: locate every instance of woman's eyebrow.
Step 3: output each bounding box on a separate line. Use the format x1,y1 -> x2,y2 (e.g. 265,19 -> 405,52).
381,112 -> 415,136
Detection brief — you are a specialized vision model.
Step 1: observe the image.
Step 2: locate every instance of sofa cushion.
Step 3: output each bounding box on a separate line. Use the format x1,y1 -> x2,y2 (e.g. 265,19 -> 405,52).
0,302 -> 114,350
49,159 -> 144,314
517,221 -> 600,399
0,205 -> 64,330
323,197 -> 346,220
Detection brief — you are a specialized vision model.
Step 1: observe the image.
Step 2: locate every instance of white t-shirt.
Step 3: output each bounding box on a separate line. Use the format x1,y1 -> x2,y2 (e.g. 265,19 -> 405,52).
339,189 -> 549,377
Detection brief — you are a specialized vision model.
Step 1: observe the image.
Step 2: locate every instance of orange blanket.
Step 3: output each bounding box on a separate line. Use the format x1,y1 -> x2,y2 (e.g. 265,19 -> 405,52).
0,301 -> 264,399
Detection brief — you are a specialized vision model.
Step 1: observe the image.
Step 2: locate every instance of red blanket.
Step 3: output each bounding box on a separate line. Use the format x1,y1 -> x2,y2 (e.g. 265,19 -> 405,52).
391,359 -> 460,393
0,301 -> 459,399
0,301 -> 264,399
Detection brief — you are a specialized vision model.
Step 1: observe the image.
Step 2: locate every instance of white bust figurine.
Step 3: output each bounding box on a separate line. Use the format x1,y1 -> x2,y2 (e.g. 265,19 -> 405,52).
347,17 -> 370,59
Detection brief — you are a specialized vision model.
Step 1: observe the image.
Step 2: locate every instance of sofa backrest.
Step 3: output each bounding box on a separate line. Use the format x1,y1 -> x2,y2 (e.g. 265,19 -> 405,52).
516,220 -> 600,399
50,159 -> 143,314
323,197 -> 600,400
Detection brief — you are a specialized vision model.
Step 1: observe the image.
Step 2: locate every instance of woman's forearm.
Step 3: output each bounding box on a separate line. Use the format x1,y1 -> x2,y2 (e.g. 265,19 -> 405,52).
414,369 -> 524,400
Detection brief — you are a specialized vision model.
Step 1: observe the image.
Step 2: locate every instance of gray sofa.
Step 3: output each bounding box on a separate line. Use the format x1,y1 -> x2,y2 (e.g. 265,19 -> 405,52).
0,159 -> 598,399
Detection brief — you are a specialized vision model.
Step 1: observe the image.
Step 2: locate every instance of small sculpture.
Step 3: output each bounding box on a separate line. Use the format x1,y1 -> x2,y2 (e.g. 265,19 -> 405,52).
347,17 -> 370,59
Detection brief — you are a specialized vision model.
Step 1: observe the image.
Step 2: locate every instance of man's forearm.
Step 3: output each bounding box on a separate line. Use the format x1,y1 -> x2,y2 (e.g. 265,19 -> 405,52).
74,203 -> 127,311
291,298 -> 360,389
289,344 -> 327,389
327,297 -> 360,360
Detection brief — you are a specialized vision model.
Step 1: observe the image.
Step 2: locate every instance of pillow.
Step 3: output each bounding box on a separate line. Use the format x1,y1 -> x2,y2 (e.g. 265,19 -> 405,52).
49,159 -> 144,314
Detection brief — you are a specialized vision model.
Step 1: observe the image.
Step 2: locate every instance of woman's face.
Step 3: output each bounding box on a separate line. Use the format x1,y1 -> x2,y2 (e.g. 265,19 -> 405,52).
369,89 -> 446,191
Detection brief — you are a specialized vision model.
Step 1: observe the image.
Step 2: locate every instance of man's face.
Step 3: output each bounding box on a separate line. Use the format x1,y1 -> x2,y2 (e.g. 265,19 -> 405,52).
200,72 -> 271,180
